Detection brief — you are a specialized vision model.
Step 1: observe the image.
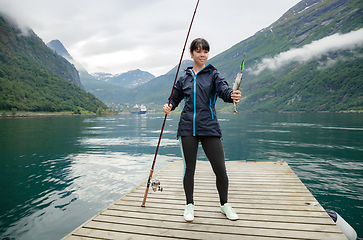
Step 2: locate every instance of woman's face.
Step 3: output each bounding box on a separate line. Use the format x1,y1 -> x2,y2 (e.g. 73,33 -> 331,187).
190,45 -> 209,66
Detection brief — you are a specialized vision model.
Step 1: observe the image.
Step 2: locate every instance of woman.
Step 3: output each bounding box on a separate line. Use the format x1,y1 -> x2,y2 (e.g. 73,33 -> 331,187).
163,38 -> 241,222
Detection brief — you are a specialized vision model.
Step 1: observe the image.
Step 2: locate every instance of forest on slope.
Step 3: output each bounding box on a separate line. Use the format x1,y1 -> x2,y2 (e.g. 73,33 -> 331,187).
0,16 -> 107,113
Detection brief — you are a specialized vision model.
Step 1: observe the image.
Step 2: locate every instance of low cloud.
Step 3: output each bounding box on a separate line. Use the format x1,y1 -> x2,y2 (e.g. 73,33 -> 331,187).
248,28 -> 363,75
0,9 -> 31,36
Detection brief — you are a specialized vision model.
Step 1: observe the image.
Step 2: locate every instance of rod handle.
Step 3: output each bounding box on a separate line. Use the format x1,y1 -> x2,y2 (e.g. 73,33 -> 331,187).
141,169 -> 154,207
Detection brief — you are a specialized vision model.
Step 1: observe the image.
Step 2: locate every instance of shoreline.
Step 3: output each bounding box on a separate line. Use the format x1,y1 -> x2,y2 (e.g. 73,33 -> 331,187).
0,113 -> 96,118
0,112 -> 117,118
1,110 -> 361,118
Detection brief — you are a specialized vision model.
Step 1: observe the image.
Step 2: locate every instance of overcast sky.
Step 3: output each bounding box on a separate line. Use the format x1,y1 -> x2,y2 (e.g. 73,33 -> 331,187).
0,0 -> 301,76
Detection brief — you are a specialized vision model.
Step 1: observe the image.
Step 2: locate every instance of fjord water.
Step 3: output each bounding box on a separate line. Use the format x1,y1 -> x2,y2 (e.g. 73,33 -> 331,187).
0,113 -> 362,240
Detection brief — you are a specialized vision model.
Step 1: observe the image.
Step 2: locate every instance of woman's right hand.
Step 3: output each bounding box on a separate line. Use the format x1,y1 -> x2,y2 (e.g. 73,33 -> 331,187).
163,104 -> 173,115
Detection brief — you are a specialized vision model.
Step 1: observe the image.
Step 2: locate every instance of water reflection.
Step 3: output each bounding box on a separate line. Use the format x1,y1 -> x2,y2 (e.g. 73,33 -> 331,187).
0,117 -> 85,239
79,137 -> 178,147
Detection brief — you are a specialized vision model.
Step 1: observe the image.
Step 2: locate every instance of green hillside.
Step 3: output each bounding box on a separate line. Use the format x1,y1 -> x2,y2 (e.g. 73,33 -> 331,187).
0,16 -> 107,113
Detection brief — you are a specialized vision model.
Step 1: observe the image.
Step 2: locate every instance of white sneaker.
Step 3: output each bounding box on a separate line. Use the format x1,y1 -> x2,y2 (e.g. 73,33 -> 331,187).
220,203 -> 238,220
184,203 -> 194,222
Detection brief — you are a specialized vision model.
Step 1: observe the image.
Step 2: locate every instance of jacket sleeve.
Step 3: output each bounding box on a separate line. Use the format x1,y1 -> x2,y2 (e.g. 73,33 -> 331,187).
214,70 -> 233,103
168,76 -> 184,110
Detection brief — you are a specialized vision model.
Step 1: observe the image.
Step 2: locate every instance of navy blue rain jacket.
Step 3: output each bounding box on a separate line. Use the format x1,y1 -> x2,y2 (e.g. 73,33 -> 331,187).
169,64 -> 233,137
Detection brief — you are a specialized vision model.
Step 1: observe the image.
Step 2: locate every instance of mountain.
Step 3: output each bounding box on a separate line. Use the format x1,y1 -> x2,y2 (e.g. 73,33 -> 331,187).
124,60 -> 194,104
46,39 -> 96,84
208,0 -> 363,112
46,39 -> 128,103
114,0 -> 363,112
0,15 -> 107,113
81,69 -> 155,104
46,39 -> 155,103
46,39 -> 73,60
92,69 -> 155,88
86,60 -> 194,105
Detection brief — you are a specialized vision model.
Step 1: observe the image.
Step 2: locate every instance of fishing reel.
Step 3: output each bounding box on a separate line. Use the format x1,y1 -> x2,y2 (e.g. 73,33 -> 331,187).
151,179 -> 163,192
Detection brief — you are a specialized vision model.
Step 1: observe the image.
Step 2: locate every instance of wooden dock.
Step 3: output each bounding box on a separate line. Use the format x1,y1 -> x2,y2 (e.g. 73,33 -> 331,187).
62,161 -> 347,239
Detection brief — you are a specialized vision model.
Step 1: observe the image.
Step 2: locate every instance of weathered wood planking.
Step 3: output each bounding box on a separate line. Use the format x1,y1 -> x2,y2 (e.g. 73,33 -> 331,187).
62,161 -> 347,240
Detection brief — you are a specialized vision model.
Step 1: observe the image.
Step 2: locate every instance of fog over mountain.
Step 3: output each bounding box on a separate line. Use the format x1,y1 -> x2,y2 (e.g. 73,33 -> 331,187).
248,28 -> 363,75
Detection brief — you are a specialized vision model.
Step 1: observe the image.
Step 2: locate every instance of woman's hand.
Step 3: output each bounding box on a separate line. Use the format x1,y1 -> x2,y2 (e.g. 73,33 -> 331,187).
163,104 -> 173,115
231,90 -> 241,103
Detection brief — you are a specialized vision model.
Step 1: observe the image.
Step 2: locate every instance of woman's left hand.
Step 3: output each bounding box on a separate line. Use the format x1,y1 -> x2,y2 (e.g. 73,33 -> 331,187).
231,90 -> 241,103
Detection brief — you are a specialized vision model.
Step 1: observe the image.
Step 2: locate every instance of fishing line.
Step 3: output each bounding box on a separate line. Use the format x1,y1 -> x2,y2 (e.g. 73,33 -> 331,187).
141,0 -> 200,207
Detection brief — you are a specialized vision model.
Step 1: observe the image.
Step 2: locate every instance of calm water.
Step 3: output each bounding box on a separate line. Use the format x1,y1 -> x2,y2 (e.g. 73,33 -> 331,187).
0,113 -> 362,239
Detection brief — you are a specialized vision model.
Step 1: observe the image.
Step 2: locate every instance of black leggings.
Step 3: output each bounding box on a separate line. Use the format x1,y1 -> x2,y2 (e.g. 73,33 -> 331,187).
179,136 -> 228,205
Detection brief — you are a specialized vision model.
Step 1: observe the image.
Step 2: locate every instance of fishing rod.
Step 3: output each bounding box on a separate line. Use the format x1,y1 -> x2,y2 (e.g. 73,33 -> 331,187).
141,0 -> 200,207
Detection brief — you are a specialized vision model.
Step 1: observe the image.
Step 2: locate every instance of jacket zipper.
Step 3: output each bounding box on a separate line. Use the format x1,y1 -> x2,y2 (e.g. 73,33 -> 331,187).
193,74 -> 197,136
192,64 -> 210,136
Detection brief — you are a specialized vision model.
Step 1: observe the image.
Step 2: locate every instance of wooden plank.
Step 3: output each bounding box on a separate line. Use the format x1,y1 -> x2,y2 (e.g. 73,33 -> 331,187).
120,196 -> 325,212
155,180 -> 311,187
124,192 -> 319,205
106,204 -> 335,225
87,215 -> 344,240
75,221 -> 287,240
62,161 -> 347,240
113,200 -> 329,218
70,227 -> 178,240
100,209 -> 341,233
125,198 -> 321,212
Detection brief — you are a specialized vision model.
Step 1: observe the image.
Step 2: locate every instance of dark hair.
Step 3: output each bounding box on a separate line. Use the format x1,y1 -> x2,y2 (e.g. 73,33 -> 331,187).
190,38 -> 209,53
